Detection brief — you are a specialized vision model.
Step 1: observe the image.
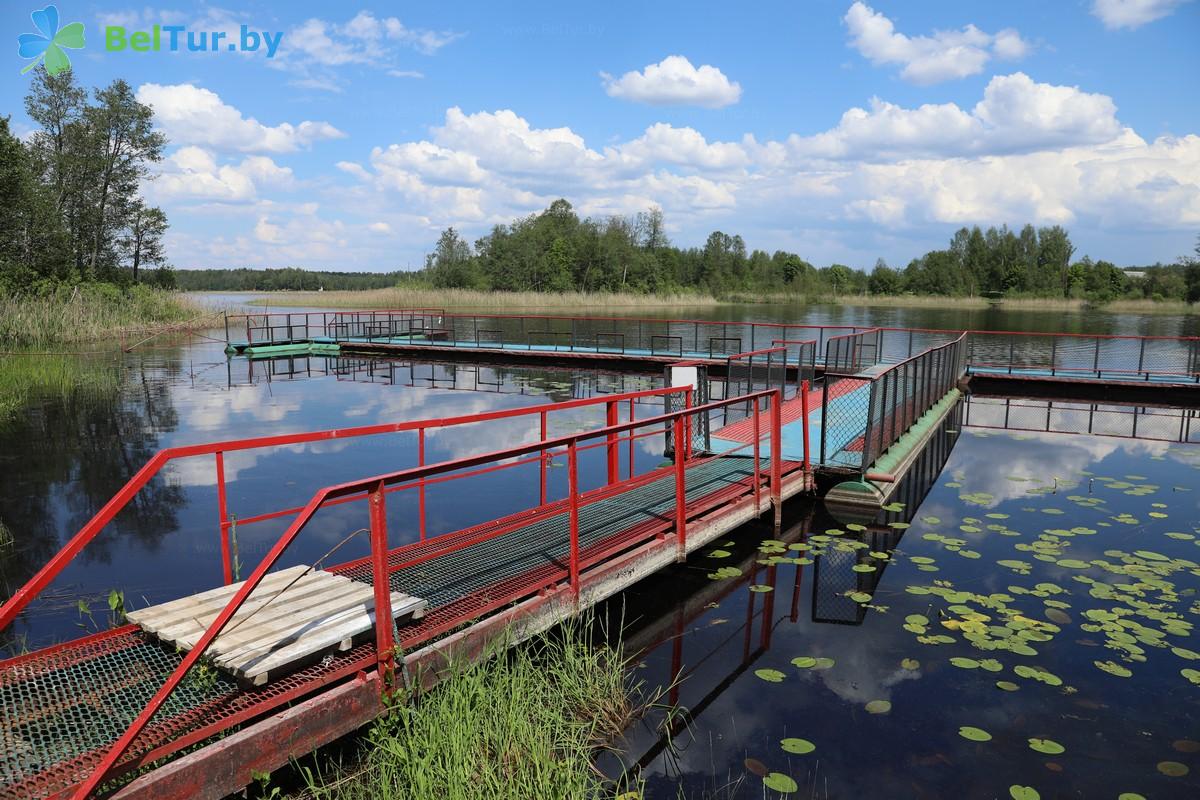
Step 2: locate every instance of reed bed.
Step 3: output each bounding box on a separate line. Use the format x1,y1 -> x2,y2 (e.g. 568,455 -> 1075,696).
0,285 -> 207,348
244,287 -> 718,311
302,623 -> 643,800
0,352 -> 121,426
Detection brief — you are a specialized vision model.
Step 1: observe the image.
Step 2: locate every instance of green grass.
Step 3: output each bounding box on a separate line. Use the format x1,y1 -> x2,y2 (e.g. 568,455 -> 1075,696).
243,286 -> 718,311
0,284 -> 208,348
302,623 -> 645,800
0,351 -> 121,428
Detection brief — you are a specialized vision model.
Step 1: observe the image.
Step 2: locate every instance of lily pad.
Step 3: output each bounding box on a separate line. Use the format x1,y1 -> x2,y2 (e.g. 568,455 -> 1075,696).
791,656 -> 816,669
1157,761 -> 1189,777
749,585 -> 773,593
901,658 -> 921,671
995,680 -> 1019,691
780,737 -> 815,754
958,726 -> 992,742
865,699 -> 892,714
763,772 -> 799,793
1009,787 -> 1040,800
755,668 -> 786,683
950,657 -> 980,669
1028,738 -> 1065,755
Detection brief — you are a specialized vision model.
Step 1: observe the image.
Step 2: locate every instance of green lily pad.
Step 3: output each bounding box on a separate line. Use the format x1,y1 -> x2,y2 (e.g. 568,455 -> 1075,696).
1157,761 -> 1189,777
1009,787 -> 1040,800
848,591 -> 872,603
755,668 -> 786,683
749,585 -> 773,593
763,772 -> 799,793
958,726 -> 992,742
950,657 -> 980,669
791,656 -> 816,669
1028,738 -> 1065,755
811,657 -> 835,670
1094,660 -> 1132,678
865,699 -> 891,714
708,549 -> 732,559
901,658 -> 920,670
780,737 -> 815,754
995,680 -> 1019,691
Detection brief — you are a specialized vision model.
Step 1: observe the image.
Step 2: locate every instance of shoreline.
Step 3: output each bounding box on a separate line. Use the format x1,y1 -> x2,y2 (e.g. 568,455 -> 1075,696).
223,287 -> 1196,315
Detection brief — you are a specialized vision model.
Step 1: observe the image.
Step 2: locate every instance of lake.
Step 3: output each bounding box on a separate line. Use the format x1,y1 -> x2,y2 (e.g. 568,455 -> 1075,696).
1,301 -> 1197,798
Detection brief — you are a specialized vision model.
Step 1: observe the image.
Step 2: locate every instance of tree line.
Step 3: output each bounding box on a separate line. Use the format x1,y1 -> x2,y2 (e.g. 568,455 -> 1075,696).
421,200 -> 1200,303
1,69 -> 172,294
175,268 -> 414,292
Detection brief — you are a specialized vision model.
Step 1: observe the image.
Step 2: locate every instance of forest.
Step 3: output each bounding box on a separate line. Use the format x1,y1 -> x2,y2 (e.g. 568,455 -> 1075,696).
175,268 -> 412,292
181,199 -> 1198,303
415,200 -> 1200,303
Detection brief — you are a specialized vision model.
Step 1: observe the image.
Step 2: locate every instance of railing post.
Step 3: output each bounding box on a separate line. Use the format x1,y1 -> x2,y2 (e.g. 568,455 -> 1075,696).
540,410 -> 549,506
800,380 -> 811,472
684,388 -> 693,459
770,390 -> 782,533
606,400 -> 619,485
567,440 -> 581,604
369,481 -> 395,685
215,451 -> 232,585
752,397 -> 761,512
418,429 -> 427,541
627,398 -> 636,479
673,415 -> 687,561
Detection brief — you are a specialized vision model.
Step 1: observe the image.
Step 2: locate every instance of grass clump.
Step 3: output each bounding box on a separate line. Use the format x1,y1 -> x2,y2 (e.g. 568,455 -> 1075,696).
245,286 -> 718,311
305,624 -> 641,800
0,283 -> 207,348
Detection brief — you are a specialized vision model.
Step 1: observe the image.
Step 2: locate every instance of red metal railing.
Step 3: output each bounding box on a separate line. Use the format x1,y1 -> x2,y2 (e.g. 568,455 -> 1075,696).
0,386 -> 692,633
69,387 -> 788,799
820,333 -> 967,470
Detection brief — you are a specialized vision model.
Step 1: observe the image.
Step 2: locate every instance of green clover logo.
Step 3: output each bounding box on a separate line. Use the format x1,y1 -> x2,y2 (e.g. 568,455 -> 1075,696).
18,5 -> 85,76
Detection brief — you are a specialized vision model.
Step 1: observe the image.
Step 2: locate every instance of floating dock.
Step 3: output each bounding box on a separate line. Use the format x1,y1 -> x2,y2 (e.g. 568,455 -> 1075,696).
1,309 -> 1197,799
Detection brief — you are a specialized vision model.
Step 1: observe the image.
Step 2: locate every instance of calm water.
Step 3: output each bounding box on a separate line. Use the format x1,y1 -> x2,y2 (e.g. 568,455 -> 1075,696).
2,304 -> 1199,797
607,428 -> 1200,799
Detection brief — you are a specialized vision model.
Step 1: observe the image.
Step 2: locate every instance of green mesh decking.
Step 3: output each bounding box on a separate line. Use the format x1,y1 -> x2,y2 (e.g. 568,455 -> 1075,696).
0,454 -> 802,800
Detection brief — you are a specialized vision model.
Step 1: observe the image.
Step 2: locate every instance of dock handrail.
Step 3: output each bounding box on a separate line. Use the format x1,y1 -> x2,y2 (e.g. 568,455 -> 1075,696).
821,332 -> 967,471
0,385 -> 693,634
70,386 -> 788,799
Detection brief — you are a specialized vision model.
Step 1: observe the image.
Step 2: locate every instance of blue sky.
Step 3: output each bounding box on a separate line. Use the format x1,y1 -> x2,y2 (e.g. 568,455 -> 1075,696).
4,1 -> 1199,271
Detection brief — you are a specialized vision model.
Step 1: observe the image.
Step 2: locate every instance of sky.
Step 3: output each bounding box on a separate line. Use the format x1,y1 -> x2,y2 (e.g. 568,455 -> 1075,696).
3,0 -> 1199,271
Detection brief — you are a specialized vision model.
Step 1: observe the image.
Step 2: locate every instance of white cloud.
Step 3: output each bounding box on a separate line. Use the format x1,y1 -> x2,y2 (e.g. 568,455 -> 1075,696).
147,147 -> 293,203
601,56 -> 742,108
136,83 -> 345,153
276,11 -> 463,89
790,73 -> 1122,160
1090,0 -> 1193,29
844,2 -> 1031,84
160,75 -> 1199,272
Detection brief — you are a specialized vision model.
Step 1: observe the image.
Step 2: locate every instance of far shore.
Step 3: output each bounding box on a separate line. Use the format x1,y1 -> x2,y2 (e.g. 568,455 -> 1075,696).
219,287 -> 1197,315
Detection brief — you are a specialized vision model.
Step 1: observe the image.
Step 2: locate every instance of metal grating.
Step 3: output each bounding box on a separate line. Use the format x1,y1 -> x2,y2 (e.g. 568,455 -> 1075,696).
0,456 -> 790,799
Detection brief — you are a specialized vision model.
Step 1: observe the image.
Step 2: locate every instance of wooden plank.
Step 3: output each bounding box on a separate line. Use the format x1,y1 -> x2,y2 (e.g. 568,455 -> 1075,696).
126,566 -> 309,624
128,566 -> 426,685
150,578 -> 370,648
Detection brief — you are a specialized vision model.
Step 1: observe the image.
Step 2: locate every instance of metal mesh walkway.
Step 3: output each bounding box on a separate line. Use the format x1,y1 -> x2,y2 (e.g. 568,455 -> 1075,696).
0,455 -> 794,799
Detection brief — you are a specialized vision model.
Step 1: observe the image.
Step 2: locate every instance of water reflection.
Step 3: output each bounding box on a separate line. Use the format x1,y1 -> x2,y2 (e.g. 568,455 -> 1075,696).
603,415 -> 1200,799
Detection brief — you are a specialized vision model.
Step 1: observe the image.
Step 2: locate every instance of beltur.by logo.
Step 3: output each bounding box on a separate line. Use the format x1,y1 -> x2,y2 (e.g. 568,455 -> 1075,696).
105,22 -> 283,58
17,5 -> 85,75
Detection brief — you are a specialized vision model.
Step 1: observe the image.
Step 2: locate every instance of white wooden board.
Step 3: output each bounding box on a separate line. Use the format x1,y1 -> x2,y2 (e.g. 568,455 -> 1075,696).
128,565 -> 425,685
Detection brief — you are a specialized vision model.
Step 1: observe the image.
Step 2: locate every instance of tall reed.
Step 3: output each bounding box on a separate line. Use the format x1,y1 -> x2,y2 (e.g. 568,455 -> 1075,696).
303,622 -> 642,800
0,285 -> 206,348
244,286 -> 718,311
